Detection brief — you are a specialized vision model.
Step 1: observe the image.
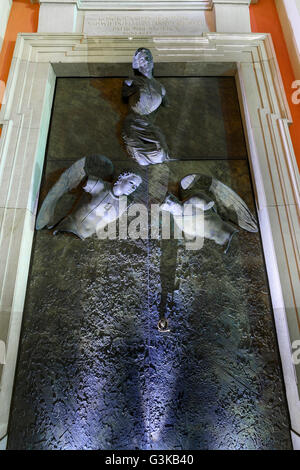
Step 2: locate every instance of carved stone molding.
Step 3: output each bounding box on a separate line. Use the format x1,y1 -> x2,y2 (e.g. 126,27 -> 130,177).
37,0 -> 258,33
37,0 -> 213,10
212,0 -> 254,32
0,31 -> 298,448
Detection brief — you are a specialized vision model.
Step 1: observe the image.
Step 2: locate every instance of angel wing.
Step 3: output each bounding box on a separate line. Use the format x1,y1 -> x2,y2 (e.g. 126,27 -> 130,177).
180,173 -> 258,233
36,155 -> 114,230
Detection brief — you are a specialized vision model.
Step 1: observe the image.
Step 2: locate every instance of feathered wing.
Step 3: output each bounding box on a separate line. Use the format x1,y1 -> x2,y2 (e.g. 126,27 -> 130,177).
36,155 -> 114,230
180,173 -> 258,233
36,158 -> 86,230
209,177 -> 258,233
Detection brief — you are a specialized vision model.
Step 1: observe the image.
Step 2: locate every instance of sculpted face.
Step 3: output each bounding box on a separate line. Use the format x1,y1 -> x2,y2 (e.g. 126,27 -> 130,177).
132,48 -> 154,78
113,173 -> 142,197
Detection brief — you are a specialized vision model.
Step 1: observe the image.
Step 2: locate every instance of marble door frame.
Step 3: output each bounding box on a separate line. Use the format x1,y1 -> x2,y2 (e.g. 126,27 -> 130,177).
0,32 -> 299,448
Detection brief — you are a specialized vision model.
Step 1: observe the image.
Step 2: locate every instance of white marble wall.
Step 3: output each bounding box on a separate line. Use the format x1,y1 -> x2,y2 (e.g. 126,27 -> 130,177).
82,11 -> 213,35
37,0 -> 256,35
0,434 -> 7,450
0,0 -> 12,52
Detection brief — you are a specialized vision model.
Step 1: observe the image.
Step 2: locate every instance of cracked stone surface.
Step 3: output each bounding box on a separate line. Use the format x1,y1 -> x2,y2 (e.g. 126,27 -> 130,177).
7,77 -> 291,450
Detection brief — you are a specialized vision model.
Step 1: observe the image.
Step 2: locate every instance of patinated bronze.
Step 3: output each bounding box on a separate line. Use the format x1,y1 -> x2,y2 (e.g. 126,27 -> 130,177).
36,154 -> 142,239
161,173 -> 258,253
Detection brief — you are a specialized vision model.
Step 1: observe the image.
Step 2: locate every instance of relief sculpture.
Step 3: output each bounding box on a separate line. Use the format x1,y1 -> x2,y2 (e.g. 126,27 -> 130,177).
36,48 -> 258,332
122,48 -> 170,166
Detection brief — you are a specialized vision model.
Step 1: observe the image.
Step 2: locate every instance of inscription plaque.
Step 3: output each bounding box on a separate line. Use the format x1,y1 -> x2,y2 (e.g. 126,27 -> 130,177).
83,11 -> 211,36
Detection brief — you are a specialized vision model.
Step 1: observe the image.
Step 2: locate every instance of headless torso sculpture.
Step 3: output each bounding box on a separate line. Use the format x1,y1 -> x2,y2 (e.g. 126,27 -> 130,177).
122,48 -> 170,166
36,47 -> 258,331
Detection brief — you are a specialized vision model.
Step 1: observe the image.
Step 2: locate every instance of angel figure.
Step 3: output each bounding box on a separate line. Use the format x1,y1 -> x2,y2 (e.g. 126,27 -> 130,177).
36,154 -> 142,239
122,47 -> 170,166
160,173 -> 258,254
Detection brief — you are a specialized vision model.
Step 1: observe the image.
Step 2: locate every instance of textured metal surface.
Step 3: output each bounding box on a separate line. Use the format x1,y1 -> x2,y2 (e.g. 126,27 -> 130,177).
7,77 -> 291,450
